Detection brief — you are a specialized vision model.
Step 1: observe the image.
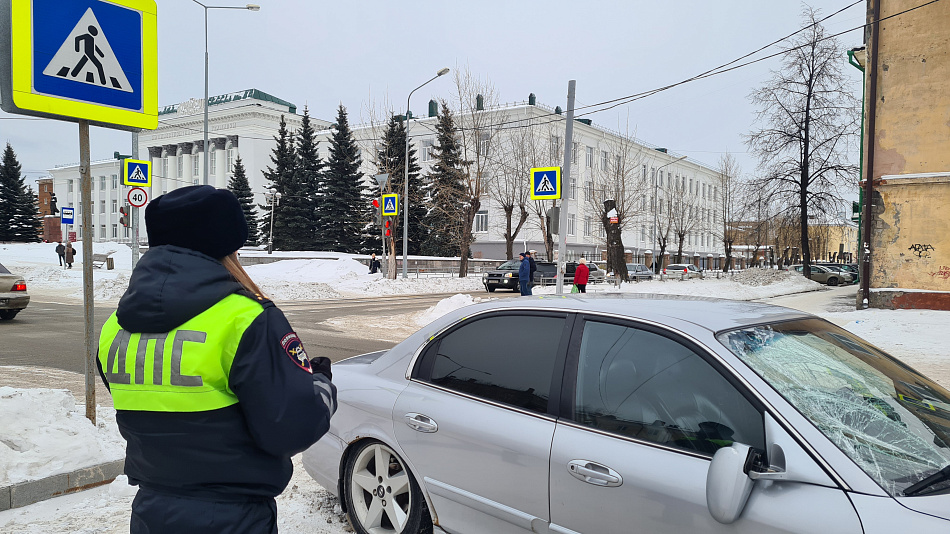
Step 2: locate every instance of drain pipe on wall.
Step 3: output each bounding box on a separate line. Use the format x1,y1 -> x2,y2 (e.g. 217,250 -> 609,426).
861,0 -> 882,309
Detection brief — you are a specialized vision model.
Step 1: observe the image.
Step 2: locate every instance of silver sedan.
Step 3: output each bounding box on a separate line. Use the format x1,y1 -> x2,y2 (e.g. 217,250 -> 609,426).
303,296 -> 950,533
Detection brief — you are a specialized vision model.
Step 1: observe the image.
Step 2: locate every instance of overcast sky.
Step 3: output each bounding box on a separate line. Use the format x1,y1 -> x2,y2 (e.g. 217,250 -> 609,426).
1,0 -> 868,188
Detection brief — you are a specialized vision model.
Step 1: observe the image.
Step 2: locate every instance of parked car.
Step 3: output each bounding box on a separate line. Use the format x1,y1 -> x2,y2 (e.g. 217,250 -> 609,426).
303,296 -> 950,533
534,261 -> 605,286
482,259 -> 521,292
789,264 -> 853,286
625,263 -> 654,280
664,263 -> 703,279
0,262 -> 29,320
817,263 -> 860,283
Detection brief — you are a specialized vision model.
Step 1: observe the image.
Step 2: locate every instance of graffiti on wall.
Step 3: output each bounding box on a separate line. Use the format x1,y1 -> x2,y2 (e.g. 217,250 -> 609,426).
909,243 -> 935,258
930,266 -> 950,280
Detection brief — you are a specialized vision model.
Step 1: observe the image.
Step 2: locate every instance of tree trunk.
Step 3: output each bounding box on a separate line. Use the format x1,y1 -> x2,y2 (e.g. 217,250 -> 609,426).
387,235 -> 397,279
503,205 -> 515,260
604,218 -> 628,281
457,198 -> 480,277
676,234 -> 685,263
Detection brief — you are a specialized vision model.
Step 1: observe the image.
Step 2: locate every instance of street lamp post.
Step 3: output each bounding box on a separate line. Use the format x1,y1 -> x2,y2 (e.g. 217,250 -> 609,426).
651,155 -> 688,273
190,1 -> 259,186
402,68 -> 449,279
267,191 -> 281,254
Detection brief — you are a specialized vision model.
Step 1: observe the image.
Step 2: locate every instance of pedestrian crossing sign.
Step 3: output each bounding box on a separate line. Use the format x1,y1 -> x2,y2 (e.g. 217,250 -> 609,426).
0,0 -> 158,131
381,194 -> 398,217
530,167 -> 561,200
123,158 -> 150,187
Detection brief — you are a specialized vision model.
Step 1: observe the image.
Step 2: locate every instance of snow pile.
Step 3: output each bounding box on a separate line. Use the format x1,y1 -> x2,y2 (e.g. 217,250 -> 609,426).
732,268 -> 799,287
414,294 -> 480,326
0,387 -> 124,486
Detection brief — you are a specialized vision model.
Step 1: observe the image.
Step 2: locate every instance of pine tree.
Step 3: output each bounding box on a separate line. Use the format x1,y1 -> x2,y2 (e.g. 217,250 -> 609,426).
260,115 -> 296,250
0,143 -> 39,242
322,104 -> 366,253
422,101 -> 466,257
291,107 -> 325,251
376,115 -> 423,256
228,155 -> 259,246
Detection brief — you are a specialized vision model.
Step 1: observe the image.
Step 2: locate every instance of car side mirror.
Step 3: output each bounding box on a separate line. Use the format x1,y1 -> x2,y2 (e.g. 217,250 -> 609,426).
706,443 -> 756,524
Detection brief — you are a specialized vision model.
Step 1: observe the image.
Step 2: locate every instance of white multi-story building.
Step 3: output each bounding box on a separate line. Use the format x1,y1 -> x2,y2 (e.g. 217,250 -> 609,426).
315,97 -> 724,266
48,89 -> 323,244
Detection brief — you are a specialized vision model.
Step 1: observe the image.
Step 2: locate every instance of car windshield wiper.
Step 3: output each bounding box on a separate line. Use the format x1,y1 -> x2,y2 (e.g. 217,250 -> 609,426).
903,465 -> 950,496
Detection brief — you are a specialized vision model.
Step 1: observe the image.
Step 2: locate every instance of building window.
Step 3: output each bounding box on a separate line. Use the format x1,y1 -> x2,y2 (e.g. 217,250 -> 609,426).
226,149 -> 234,173
193,154 -> 200,175
479,132 -> 490,157
210,146 -> 217,175
474,210 -> 488,233
584,181 -> 593,201
163,157 -> 169,179
100,225 -> 106,239
111,224 -> 118,238
177,155 -> 183,178
193,178 -> 199,186
549,135 -> 561,161
584,216 -> 592,237
570,176 -> 576,200
111,199 -> 117,213
112,175 -> 118,188
68,180 -> 73,192
641,227 -> 646,242
572,142 -> 578,165
421,139 -> 434,162
659,171 -> 664,187
642,164 -> 648,181
586,146 -> 593,168
600,151 -> 608,172
568,214 -> 576,236
615,155 -> 621,173
100,200 -> 106,214
124,225 -> 130,238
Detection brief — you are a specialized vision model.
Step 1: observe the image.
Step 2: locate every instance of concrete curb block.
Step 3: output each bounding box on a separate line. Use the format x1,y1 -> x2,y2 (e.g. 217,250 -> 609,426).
0,459 -> 124,511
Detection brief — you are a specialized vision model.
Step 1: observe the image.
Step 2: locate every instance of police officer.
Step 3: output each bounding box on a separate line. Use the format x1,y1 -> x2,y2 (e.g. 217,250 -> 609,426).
97,185 -> 337,533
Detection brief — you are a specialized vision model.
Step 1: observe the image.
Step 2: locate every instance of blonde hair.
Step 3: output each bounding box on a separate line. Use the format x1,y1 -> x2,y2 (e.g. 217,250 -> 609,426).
220,252 -> 267,300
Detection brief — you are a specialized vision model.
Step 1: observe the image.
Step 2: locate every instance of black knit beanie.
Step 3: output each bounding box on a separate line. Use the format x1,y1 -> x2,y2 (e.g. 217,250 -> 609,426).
145,185 -> 248,259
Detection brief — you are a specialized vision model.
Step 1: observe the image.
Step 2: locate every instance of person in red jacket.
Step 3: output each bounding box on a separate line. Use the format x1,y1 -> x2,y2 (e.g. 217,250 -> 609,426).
574,257 -> 590,293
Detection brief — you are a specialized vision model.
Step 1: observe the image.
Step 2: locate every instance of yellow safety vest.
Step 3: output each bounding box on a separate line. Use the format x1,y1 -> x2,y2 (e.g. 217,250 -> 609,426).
97,294 -> 264,412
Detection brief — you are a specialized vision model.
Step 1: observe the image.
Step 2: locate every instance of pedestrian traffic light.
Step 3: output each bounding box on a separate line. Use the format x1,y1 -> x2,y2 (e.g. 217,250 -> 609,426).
119,206 -> 130,227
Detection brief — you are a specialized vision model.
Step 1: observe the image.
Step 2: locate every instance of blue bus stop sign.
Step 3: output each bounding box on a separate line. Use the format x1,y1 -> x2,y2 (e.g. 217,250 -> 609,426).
60,206 -> 74,225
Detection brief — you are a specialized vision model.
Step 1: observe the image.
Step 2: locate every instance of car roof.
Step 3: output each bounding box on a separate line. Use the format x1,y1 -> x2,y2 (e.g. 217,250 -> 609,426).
449,294 -> 810,334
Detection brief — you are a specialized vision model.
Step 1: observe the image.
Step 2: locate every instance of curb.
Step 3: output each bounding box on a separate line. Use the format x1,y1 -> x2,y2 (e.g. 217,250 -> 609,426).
0,459 -> 124,512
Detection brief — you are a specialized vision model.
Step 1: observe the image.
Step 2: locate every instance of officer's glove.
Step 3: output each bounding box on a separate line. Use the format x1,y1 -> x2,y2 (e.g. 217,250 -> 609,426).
310,357 -> 332,380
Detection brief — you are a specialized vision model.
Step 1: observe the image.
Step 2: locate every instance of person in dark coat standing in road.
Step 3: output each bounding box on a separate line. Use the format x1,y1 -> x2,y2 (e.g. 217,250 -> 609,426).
64,242 -> 76,269
518,252 -> 532,296
96,186 -> 337,534
369,253 -> 381,274
55,242 -> 66,267
526,250 -> 537,287
574,257 -> 590,293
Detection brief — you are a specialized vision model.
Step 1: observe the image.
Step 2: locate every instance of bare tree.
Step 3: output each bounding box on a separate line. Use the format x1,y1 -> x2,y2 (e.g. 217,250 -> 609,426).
745,6 -> 859,278
668,175 -> 701,264
451,67 -> 505,276
487,114 -> 544,259
586,126 -> 648,280
713,153 -> 745,271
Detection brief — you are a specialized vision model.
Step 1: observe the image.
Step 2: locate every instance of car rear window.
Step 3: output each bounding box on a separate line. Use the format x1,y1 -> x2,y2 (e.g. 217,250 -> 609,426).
0,263 -> 10,274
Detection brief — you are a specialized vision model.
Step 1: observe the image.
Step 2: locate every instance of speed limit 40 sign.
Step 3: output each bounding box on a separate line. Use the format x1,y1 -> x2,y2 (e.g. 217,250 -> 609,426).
128,187 -> 148,208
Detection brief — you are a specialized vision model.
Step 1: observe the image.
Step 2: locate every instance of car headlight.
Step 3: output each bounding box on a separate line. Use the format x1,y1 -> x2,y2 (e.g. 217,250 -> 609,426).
504,272 -> 513,278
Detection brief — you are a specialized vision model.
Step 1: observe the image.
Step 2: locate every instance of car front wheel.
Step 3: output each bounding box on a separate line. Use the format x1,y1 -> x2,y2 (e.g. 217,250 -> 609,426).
827,277 -> 839,286
485,286 -> 495,292
344,440 -> 432,534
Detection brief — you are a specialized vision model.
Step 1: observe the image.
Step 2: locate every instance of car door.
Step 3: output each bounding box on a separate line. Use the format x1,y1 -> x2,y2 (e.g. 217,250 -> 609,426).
393,311 -> 574,534
547,315 -> 863,534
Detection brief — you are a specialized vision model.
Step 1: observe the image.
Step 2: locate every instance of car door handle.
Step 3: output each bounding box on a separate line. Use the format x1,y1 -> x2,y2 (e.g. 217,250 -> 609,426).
567,460 -> 622,487
404,413 -> 438,433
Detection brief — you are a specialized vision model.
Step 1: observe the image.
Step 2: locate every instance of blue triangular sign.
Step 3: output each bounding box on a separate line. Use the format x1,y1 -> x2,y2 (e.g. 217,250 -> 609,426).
385,198 -> 395,212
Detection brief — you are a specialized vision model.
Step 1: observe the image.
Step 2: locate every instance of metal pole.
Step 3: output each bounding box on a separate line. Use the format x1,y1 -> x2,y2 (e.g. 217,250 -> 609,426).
556,80 -> 576,295
79,120 -> 96,424
267,194 -> 276,254
652,167 -> 658,273
202,6 -> 209,186
861,0 -> 881,310
131,132 -> 140,267
402,111 -> 409,279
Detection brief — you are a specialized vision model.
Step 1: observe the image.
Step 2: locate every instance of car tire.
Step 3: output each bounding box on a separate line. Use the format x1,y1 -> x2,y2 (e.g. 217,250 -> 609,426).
343,440 -> 432,534
827,277 -> 839,286
486,286 -> 495,293
0,310 -> 18,320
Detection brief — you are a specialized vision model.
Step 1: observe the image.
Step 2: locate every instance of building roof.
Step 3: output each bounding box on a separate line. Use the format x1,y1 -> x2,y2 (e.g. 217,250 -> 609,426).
158,89 -> 297,116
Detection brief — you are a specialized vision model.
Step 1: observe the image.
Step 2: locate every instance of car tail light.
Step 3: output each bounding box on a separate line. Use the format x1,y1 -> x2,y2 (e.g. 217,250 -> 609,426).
12,280 -> 26,291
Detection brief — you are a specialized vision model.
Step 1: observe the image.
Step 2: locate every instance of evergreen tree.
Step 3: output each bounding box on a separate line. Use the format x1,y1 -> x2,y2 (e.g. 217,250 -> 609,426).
289,107 -> 324,251
421,101 -> 466,257
0,143 -> 39,242
228,155 -> 259,246
322,104 -> 366,253
376,115 -> 423,256
259,115 -> 296,250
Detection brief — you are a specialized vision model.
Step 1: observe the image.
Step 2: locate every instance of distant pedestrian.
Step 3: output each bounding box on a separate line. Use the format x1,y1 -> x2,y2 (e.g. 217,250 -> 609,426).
526,250 -> 537,286
518,252 -> 532,296
55,242 -> 66,267
574,258 -> 590,293
64,242 -> 76,269
369,253 -> 381,274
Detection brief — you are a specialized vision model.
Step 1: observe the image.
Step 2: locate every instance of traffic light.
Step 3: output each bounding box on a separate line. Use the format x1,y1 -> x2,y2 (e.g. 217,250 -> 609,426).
119,206 -> 130,227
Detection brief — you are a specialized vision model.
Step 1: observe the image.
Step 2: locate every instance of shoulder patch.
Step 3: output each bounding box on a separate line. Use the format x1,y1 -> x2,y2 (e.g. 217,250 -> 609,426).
280,332 -> 312,373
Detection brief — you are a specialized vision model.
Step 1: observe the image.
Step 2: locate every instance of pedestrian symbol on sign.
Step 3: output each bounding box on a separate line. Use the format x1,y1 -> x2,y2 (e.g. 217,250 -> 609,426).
381,194 -> 398,217
42,8 -> 132,92
385,197 -> 395,213
535,174 -> 555,194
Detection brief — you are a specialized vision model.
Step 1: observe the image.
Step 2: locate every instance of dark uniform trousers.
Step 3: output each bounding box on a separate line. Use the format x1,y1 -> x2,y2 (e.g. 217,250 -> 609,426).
131,489 -> 277,534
